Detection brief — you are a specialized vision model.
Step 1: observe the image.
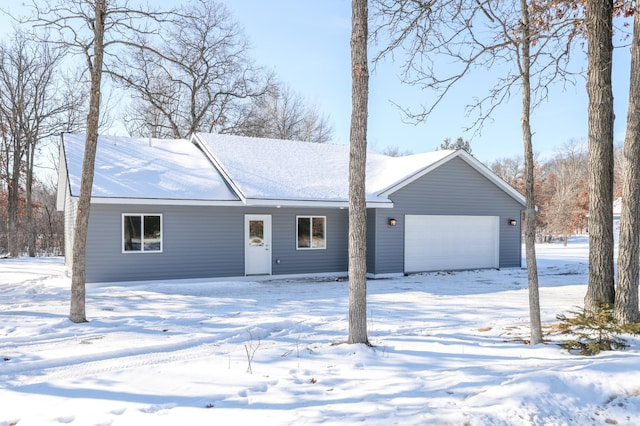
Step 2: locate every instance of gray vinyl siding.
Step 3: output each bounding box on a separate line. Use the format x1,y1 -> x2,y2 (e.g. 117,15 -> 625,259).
84,204 -> 348,283
368,157 -> 524,275
270,208 -> 349,275
367,207 -> 402,275
77,156 -> 521,282
366,208 -> 379,272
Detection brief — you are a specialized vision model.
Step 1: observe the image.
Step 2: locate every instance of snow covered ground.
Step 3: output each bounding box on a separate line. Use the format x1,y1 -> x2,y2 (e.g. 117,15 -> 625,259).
1,237 -> 639,425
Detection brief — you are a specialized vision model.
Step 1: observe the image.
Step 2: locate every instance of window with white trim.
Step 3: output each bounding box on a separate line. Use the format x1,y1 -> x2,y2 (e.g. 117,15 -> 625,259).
297,216 -> 326,249
122,214 -> 163,252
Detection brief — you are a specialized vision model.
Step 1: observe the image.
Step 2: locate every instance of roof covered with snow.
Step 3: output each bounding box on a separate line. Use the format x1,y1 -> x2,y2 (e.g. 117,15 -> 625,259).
59,132 -> 524,207
61,133 -> 238,202
193,133 -> 456,205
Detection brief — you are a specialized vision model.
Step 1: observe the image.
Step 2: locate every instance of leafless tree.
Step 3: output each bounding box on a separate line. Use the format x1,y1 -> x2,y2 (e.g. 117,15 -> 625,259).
31,179 -> 64,256
614,6 -> 640,324
27,0 -> 171,323
489,155 -> 525,192
540,141 -> 588,242
0,29 -> 67,257
234,82 -> 334,143
116,0 -> 271,139
348,0 -> 369,345
381,145 -> 413,157
372,0 -> 581,344
518,0 -> 544,344
372,1 -> 580,129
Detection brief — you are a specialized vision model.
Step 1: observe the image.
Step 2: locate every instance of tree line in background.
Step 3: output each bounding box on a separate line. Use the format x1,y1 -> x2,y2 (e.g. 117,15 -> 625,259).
370,0 -> 639,341
393,136 -> 617,246
0,0 -> 333,259
491,140 -> 614,242
0,0 -> 638,334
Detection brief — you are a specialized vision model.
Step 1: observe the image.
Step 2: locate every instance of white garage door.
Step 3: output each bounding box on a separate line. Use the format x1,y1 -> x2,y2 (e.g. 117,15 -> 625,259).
404,215 -> 499,273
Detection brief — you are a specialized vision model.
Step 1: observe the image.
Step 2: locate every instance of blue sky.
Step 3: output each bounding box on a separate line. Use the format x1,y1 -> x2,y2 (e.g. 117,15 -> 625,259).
1,1 -> 633,164
224,1 -> 632,163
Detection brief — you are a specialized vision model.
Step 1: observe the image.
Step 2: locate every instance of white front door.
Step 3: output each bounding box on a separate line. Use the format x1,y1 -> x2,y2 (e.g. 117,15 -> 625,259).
245,214 -> 272,275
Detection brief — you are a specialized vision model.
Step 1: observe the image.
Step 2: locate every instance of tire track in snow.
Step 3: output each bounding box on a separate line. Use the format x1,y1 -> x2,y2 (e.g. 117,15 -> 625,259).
4,337 -> 225,387
3,328 -> 293,387
0,274 -> 63,295
2,316 -> 311,387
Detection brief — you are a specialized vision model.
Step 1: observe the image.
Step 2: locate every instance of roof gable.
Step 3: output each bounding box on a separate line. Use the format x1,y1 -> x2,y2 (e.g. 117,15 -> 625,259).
378,149 -> 525,206
366,149 -> 455,194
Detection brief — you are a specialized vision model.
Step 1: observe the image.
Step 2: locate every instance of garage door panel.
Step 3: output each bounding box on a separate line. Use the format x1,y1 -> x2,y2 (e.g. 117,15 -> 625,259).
405,215 -> 499,273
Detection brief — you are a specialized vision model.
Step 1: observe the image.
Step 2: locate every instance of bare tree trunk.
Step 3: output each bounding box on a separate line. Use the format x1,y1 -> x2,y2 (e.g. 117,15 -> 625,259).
26,137 -> 36,257
7,146 -> 21,257
70,0 -> 106,323
520,0 -> 542,345
614,9 -> 640,325
348,0 -> 369,345
0,29 -> 67,258
585,0 -> 615,312
6,187 -> 18,257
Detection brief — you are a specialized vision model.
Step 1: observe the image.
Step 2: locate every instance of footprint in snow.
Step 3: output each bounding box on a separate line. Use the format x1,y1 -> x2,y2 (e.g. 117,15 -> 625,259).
140,404 -> 176,414
238,382 -> 269,398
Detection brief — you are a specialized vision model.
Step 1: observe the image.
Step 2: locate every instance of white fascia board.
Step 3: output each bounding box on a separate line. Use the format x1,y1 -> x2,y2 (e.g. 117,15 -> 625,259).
80,197 -> 393,208
244,199 -> 349,208
189,133 -> 247,203
366,201 -> 394,208
244,198 -> 394,209
78,196 -> 245,207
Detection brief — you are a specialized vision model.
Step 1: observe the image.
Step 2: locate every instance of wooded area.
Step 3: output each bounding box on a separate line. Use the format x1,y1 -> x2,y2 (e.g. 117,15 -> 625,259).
371,0 -> 638,331
0,0 -> 333,260
1,0 -> 639,329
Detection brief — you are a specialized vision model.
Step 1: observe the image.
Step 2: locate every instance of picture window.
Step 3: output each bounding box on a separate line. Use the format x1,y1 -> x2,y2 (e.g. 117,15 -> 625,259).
297,216 -> 326,249
123,214 -> 162,252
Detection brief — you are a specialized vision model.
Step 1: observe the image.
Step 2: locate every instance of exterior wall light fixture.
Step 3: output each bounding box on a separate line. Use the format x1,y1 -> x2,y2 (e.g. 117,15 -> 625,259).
388,218 -> 398,226
508,219 -> 518,226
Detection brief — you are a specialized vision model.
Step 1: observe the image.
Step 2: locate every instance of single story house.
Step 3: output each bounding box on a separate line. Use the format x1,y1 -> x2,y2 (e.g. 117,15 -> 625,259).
56,132 -> 525,283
